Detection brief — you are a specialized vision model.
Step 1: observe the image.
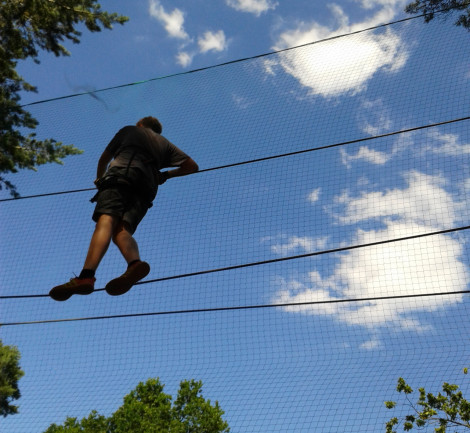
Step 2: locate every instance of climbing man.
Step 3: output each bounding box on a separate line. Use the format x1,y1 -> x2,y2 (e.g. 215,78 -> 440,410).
50,116 -> 199,301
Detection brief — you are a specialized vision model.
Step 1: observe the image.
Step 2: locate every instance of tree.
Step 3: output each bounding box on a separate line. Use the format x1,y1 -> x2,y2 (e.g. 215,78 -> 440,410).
0,339 -> 25,417
405,1 -> 470,30
385,370 -> 470,432
44,378 -> 231,433
0,0 -> 128,197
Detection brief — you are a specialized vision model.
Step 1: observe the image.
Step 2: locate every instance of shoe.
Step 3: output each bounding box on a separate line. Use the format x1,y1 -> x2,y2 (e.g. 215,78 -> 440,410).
105,261 -> 150,296
49,277 -> 96,301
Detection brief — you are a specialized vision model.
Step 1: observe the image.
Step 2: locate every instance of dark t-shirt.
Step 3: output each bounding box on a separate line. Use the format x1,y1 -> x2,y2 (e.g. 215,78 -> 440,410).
105,125 -> 189,190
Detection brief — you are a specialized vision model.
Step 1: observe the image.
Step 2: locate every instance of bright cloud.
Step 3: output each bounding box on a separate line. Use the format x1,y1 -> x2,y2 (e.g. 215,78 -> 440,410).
275,221 -> 467,331
263,235 -> 328,256
271,170 -> 469,343
358,98 -> 393,135
341,146 -> 391,168
148,1 -> 228,65
270,5 -> 409,97
340,128 -> 470,169
198,30 -> 227,53
332,171 -> 463,228
308,187 -> 321,203
176,51 -> 194,67
426,130 -> 470,156
226,0 -> 278,16
149,0 -> 189,40
355,0 -> 407,9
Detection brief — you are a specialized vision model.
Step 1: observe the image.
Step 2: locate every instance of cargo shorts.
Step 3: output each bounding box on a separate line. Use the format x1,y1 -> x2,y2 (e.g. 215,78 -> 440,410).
91,167 -> 153,234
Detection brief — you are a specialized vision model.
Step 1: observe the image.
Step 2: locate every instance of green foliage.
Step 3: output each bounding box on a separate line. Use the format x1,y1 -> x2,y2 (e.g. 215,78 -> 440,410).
43,411 -> 108,433
0,0 -> 128,197
405,0 -> 470,30
44,378 -> 230,433
0,339 -> 25,417
170,379 -> 230,433
109,379 -> 173,433
385,369 -> 470,432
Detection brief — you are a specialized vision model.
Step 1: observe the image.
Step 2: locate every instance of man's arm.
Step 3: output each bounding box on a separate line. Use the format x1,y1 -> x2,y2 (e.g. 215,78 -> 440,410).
165,157 -> 199,179
95,149 -> 113,183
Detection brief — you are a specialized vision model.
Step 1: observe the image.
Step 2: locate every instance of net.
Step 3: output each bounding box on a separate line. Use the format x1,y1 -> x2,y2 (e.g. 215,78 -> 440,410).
1,14 -> 470,433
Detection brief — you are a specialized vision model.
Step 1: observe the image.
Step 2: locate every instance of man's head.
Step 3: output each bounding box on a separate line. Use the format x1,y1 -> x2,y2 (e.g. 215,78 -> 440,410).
136,116 -> 163,134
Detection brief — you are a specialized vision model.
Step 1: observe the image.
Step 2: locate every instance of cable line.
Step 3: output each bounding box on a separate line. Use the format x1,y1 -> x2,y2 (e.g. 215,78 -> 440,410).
2,289 -> 469,327
2,224 -> 469,300
1,115 -> 469,203
21,11 -> 432,109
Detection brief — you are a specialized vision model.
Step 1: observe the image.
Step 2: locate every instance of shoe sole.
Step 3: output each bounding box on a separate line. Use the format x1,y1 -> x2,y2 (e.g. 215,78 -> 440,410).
105,262 -> 150,296
49,290 -> 73,302
49,286 -> 94,302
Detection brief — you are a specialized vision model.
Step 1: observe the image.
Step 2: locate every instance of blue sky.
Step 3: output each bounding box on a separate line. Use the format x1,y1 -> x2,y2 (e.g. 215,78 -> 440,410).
2,1 -> 470,432
16,0 -> 417,104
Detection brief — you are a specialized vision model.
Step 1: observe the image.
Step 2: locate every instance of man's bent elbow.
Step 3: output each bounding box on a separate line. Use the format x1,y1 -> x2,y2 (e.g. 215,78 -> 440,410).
184,158 -> 199,174
190,160 -> 199,173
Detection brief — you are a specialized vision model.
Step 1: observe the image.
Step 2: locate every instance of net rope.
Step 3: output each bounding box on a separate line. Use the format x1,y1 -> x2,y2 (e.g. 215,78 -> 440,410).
1,11 -> 470,433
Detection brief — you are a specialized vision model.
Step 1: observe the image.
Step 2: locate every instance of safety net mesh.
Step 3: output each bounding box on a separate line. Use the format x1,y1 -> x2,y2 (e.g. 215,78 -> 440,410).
1,13 -> 470,433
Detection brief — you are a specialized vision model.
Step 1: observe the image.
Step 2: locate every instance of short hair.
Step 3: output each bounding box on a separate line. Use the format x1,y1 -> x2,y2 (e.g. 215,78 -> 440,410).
137,116 -> 163,134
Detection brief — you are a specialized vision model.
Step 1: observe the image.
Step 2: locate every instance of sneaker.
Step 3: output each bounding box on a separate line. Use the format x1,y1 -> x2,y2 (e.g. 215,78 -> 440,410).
49,277 -> 96,301
105,261 -> 150,296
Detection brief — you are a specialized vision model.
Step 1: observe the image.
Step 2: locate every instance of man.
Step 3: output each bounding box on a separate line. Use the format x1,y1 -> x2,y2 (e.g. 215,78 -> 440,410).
50,116 -> 198,301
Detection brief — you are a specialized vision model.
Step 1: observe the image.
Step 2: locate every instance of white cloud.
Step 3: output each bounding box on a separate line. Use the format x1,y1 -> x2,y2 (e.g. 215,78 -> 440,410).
355,0 -> 407,9
232,94 -> 254,109
198,30 -> 227,53
426,130 -> 470,156
358,98 -> 393,135
176,51 -> 194,67
308,187 -> 321,203
360,338 -> 382,350
464,178 -> 470,193
341,146 -> 391,168
274,223 -> 468,337
341,99 -> 403,167
149,0 -> 189,40
333,171 -> 463,228
226,0 -> 278,16
269,5 -> 409,98
263,235 -> 328,256
264,58 -> 277,76
271,170 -> 469,343
148,2 -> 228,66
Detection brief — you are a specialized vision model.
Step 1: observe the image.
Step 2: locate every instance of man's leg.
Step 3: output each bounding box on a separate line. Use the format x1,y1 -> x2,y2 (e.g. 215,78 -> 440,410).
83,213 -> 119,271
105,221 -> 150,296
111,221 -> 141,265
50,213 -> 118,302
49,214 -> 119,301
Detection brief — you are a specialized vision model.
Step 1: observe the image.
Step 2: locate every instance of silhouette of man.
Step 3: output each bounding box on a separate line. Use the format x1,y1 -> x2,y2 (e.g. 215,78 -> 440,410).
50,116 -> 198,301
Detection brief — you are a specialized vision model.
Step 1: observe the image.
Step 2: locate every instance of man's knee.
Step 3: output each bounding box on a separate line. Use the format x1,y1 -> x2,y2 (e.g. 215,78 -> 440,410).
95,214 -> 119,234
97,213 -> 118,224
112,221 -> 132,243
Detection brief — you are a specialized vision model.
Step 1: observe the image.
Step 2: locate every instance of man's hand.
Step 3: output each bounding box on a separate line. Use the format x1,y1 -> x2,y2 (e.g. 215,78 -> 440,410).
158,158 -> 198,185
94,178 -> 105,188
161,158 -> 199,182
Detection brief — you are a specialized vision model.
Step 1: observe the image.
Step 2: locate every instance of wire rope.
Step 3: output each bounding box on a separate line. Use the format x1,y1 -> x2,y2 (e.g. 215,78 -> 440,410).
3,289 -> 469,327
1,115 -> 469,203
2,224 -> 469,301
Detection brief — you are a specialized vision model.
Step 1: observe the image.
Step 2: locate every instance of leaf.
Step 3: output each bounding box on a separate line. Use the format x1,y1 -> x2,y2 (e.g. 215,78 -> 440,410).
0,0 -> 128,196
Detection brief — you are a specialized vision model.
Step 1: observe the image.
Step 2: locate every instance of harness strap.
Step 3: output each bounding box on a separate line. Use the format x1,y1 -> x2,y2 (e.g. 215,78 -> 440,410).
90,145 -> 156,208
